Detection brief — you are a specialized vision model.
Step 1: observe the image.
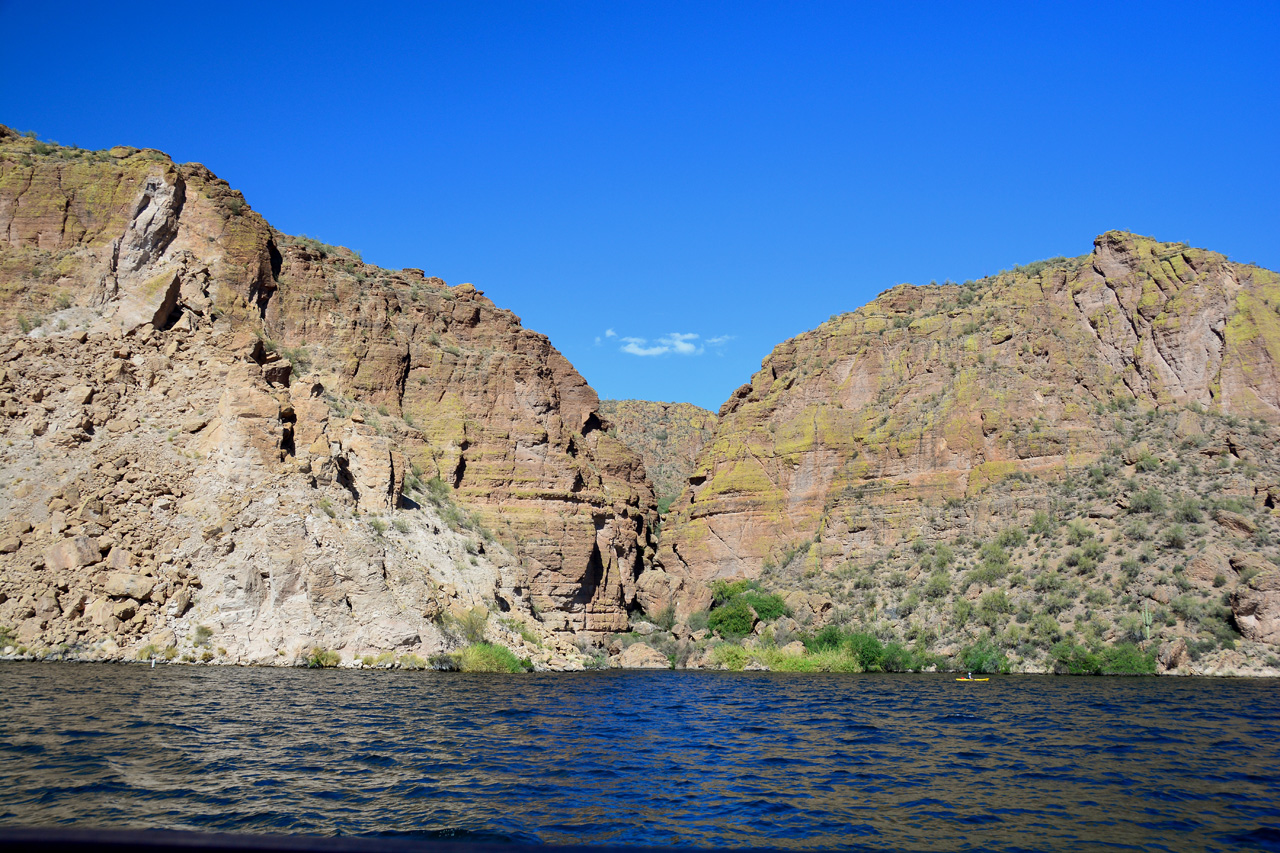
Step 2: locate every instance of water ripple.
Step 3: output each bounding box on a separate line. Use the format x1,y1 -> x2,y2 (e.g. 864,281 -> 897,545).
1,665 -> 1279,851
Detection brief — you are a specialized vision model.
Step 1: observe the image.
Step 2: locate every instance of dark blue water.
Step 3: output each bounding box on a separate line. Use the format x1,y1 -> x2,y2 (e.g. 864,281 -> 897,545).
1,664 -> 1278,852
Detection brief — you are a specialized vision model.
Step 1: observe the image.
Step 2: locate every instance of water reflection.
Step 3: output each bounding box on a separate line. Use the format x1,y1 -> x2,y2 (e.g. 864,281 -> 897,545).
1,665 -> 1278,851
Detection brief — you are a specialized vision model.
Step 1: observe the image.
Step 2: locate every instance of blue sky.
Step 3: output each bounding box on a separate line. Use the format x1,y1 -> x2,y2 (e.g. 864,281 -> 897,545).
3,1 -> 1277,410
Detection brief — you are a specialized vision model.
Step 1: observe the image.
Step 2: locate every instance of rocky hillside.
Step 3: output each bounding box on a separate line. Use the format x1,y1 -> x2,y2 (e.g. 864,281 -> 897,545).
598,400 -> 717,510
0,126 -> 657,667
651,232 -> 1280,675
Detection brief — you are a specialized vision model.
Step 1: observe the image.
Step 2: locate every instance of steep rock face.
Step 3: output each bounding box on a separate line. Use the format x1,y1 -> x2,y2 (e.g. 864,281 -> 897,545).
0,126 -> 656,653
661,233 -> 1280,582
599,400 -> 717,505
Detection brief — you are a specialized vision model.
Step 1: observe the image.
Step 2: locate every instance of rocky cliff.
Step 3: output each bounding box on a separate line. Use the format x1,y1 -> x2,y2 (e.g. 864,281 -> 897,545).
0,126 -> 657,666
656,232 -> 1280,674
598,400 -> 717,509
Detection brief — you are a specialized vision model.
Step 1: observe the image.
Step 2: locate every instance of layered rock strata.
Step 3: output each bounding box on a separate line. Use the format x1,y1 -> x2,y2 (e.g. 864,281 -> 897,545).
662,233 -> 1280,580
656,233 -> 1280,672
598,400 -> 717,505
0,126 -> 656,663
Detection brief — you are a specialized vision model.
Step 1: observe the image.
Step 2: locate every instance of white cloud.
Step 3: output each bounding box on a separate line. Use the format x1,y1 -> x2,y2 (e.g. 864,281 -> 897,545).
594,336 -> 602,345
604,328 -> 616,338
617,332 -> 717,357
664,332 -> 702,355
706,335 -> 734,346
620,337 -> 671,356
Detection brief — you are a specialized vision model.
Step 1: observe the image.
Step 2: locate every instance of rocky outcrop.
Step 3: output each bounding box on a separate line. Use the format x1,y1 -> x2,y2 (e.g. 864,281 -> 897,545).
611,641 -> 670,669
599,400 -> 717,504
662,233 -> 1280,582
0,127 -> 657,662
657,233 -> 1280,672
1232,569 -> 1280,644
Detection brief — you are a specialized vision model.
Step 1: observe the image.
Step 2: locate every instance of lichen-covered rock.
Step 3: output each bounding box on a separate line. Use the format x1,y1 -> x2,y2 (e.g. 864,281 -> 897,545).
0,126 -> 656,661
599,400 -> 717,505
661,233 -> 1280,583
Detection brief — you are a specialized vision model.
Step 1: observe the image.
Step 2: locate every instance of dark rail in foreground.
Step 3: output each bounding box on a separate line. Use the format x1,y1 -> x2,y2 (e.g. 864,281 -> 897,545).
0,828 -> 795,853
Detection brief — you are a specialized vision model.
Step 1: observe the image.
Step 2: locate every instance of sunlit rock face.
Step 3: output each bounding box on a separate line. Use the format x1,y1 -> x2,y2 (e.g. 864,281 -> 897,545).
0,125 -> 658,663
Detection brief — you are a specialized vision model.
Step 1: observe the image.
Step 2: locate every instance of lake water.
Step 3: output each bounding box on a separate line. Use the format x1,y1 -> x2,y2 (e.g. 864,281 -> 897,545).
0,664 -> 1278,852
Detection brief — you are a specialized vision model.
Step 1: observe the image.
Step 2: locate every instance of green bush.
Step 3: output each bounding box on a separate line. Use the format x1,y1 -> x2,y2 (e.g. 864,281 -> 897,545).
934,544 -> 955,569
710,578 -> 759,603
1051,641 -> 1155,675
1134,452 -> 1161,472
306,647 -> 341,668
1163,525 -> 1188,550
451,607 -> 489,643
996,527 -> 1027,549
924,571 -> 951,598
458,643 -> 527,673
708,598 -> 754,638
845,632 -> 885,671
1099,643 -> 1156,675
806,624 -> 845,652
742,590 -> 789,620
1129,489 -> 1166,515
959,639 -> 1008,674
1029,510 -> 1053,535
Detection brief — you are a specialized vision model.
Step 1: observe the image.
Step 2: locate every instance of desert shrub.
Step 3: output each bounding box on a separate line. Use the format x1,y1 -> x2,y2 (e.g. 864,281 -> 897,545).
959,639 -> 1008,674
1129,489 -> 1166,515
934,544 -> 955,569
806,624 -> 846,652
1085,588 -> 1111,605
953,599 -> 973,625
845,632 -> 885,671
742,590 -> 789,621
979,541 -> 1010,568
1066,521 -> 1094,547
451,607 -> 489,643
708,598 -> 754,638
924,571 -> 951,599
458,643 -> 527,673
1029,510 -> 1053,535
1031,613 -> 1062,646
996,527 -> 1027,549
1033,570 -> 1064,592
978,590 -> 1013,626
1174,501 -> 1203,523
964,562 -> 1008,588
1099,643 -> 1156,675
646,603 -> 677,631
1134,451 -> 1161,472
879,641 -> 930,672
1050,641 -> 1099,674
1163,525 -> 1188,550
710,578 -> 759,603
306,647 -> 341,668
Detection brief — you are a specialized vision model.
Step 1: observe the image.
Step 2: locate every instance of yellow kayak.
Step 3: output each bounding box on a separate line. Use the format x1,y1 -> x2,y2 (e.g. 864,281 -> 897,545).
955,677 -> 989,682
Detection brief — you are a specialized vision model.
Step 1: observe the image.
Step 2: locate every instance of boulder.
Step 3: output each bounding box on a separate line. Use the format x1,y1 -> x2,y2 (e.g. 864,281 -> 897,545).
104,572 -> 154,602
1188,552 -> 1229,585
84,597 -> 119,629
1215,510 -> 1258,535
611,642 -> 670,669
1231,569 -> 1280,644
1157,638 -> 1189,673
43,536 -> 101,572
634,568 -> 712,622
